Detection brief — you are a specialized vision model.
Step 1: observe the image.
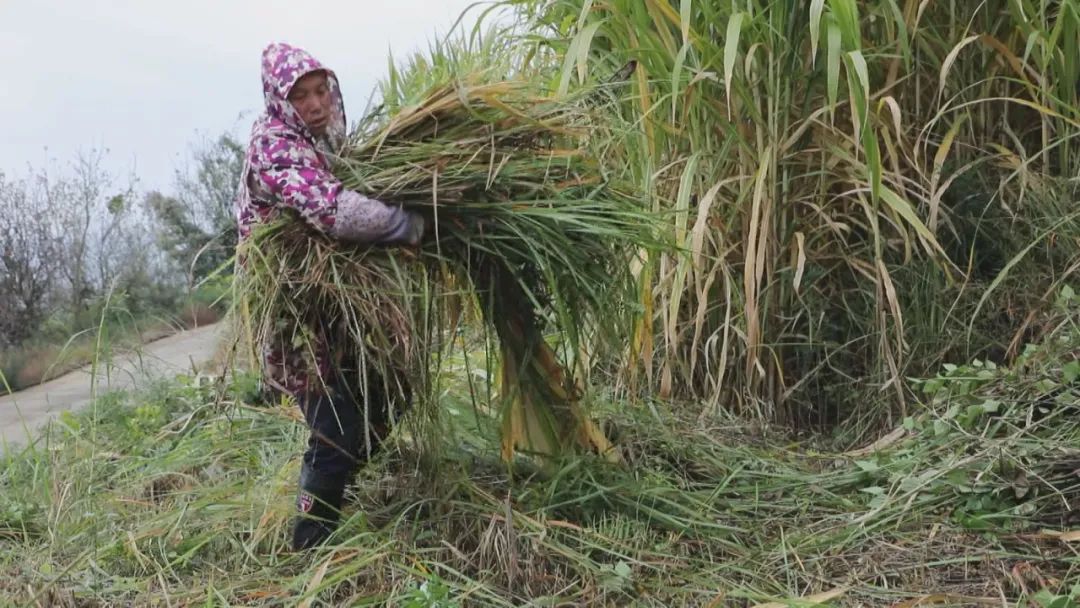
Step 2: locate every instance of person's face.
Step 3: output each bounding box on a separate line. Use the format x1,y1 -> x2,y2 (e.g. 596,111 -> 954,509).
288,71 -> 331,136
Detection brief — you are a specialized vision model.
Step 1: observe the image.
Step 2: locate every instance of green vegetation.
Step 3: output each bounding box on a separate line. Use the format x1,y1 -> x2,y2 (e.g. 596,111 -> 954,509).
0,283 -> 227,394
2,0 -> 1079,604
0,131 -> 240,394
508,0 -> 1080,438
1,294 -> 1077,605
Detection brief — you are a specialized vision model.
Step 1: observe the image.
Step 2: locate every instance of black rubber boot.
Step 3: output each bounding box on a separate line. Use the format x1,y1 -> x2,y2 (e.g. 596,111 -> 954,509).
291,464 -> 347,551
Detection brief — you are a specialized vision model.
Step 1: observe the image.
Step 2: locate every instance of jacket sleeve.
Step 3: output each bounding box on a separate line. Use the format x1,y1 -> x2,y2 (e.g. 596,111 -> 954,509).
253,132 -> 422,245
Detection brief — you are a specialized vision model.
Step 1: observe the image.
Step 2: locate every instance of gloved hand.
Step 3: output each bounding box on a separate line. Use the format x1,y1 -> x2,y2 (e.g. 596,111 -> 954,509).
403,210 -> 425,247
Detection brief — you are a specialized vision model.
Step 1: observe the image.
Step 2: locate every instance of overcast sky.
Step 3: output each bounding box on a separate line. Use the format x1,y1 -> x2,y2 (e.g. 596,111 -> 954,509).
0,0 -> 488,193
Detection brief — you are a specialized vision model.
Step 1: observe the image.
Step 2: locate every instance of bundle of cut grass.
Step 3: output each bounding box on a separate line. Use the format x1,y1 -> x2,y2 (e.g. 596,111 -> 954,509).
237,78 -> 656,463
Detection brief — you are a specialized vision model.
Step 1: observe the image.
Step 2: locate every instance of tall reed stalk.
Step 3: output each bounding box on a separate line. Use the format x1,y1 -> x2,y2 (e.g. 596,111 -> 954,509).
502,0 -> 1080,436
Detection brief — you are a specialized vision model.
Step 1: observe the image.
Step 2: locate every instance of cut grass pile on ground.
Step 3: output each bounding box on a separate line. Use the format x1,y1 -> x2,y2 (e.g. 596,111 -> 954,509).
1,296 -> 1078,606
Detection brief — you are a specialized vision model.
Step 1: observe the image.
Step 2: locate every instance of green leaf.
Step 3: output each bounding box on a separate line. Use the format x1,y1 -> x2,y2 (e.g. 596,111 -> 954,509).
1062,9 -> 1079,100
724,12 -> 746,113
843,51 -> 871,143
830,0 -> 861,50
882,0 -> 911,69
957,513 -> 994,531
574,0 -> 594,30
1023,29 -> 1042,65
880,187 -> 947,258
1032,590 -> 1073,608
809,0 -> 826,66
667,153 -> 700,349
826,21 -> 842,111
674,153 -> 700,246
575,21 -> 604,85
922,378 -> 944,395
855,459 -> 880,472
1063,360 -> 1080,384
559,20 -> 605,96
672,41 -> 692,121
847,50 -> 871,99
863,128 -> 881,203
679,0 -> 692,43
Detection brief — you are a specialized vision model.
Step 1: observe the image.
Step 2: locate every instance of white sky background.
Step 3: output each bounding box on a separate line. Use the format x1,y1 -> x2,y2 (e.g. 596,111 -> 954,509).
0,0 -> 492,193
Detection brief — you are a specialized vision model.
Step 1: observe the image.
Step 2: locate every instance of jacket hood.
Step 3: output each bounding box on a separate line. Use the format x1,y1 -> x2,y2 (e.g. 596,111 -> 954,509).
260,42 -> 346,145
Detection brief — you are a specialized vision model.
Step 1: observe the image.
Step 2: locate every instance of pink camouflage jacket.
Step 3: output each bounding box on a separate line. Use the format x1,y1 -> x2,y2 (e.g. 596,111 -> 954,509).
235,42 -> 422,397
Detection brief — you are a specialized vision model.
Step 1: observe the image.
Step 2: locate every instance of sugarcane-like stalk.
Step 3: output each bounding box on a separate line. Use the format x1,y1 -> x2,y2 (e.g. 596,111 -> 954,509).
471,256 -> 619,462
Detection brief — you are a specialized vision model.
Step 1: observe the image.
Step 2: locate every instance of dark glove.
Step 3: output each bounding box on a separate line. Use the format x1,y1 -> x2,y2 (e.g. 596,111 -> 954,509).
402,211 -> 425,247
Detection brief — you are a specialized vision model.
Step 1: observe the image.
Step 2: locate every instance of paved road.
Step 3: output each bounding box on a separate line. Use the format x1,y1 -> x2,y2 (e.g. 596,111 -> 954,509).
0,323 -> 224,446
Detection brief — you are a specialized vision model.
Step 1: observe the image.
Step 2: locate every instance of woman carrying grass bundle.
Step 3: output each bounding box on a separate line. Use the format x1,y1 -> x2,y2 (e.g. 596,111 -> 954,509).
234,42 -> 425,551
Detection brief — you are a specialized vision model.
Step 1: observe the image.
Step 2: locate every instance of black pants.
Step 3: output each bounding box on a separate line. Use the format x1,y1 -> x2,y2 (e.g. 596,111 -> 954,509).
298,367 -> 410,480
